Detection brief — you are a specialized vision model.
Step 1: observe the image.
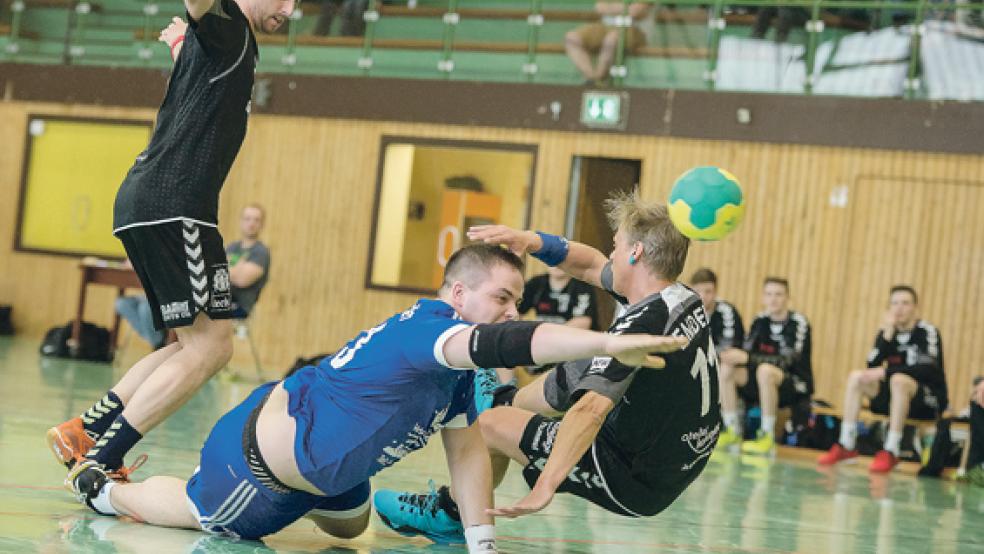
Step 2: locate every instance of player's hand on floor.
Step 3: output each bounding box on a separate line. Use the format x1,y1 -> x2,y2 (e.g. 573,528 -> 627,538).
605,334 -> 688,369
467,225 -> 542,257
486,486 -> 554,518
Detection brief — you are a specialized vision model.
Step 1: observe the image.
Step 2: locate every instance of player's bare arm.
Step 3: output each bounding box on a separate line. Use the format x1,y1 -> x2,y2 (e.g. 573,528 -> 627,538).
468,225 -> 609,288
489,391 -> 613,518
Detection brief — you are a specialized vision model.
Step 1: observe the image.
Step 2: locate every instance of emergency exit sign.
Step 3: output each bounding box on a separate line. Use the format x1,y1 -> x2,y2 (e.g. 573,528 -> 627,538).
580,91 -> 629,129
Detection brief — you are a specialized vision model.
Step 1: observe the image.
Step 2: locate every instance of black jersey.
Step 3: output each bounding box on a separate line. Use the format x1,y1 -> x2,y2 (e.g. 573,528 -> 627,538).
709,300 -> 744,350
744,311 -> 813,396
547,263 -> 721,512
867,320 -> 947,407
519,274 -> 599,330
113,0 -> 258,232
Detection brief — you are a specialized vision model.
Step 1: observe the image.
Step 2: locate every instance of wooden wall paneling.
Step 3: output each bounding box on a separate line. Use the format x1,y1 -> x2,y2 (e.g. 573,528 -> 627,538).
2,100 -> 983,404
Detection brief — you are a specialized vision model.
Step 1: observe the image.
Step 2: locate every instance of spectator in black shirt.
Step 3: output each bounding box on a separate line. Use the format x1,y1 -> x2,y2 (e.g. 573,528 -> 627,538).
819,285 -> 946,473
718,277 -> 812,455
965,377 -> 984,487
689,268 -> 747,451
513,266 -> 598,379
689,268 -> 745,352
520,267 -> 599,330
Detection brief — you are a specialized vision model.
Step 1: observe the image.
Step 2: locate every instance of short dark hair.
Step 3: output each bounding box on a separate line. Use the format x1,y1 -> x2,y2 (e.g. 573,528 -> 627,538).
441,244 -> 524,292
690,268 -> 717,286
763,276 -> 789,292
243,203 -> 266,222
890,284 -> 918,304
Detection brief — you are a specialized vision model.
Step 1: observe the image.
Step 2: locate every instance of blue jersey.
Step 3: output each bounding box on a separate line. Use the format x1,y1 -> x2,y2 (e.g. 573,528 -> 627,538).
282,299 -> 478,496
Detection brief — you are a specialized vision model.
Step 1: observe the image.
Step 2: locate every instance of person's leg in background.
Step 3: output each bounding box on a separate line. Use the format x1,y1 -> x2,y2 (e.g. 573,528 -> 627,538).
565,24 -> 604,81
115,295 -> 165,349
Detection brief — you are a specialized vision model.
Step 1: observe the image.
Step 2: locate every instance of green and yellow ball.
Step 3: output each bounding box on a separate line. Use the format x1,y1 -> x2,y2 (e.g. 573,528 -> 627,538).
667,166 -> 745,241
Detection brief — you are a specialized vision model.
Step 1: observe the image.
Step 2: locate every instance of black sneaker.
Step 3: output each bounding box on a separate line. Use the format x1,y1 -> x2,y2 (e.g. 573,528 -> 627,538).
66,460 -> 114,515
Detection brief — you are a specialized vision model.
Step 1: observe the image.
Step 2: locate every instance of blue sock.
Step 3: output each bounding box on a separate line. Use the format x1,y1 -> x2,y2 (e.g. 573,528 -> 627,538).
80,391 -> 124,441
86,415 -> 143,471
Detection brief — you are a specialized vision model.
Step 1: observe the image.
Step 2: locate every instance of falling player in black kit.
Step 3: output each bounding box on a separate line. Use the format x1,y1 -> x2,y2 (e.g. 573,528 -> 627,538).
688,268 -> 748,450
373,191 -> 720,540
48,0 -> 296,492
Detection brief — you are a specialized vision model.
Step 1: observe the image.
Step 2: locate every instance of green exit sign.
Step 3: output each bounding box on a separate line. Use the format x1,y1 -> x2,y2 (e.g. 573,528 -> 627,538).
580,91 -> 628,129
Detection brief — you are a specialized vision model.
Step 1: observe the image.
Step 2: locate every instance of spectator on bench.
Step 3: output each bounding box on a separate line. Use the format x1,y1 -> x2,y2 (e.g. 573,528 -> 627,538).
688,268 -> 748,449
116,204 -> 271,348
718,277 -> 813,455
565,2 -> 652,84
514,265 -> 599,379
819,285 -> 946,473
313,0 -> 369,37
519,266 -> 599,331
965,377 -> 984,486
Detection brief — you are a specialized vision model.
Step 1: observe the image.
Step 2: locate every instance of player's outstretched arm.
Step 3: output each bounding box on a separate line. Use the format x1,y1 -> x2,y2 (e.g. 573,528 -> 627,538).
441,424 -> 497,552
488,391 -> 613,518
467,225 -> 609,289
441,322 -> 687,370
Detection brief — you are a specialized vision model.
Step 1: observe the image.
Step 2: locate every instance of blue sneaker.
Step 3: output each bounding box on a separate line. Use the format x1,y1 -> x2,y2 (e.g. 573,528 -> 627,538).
373,482 -> 465,544
473,368 -> 501,415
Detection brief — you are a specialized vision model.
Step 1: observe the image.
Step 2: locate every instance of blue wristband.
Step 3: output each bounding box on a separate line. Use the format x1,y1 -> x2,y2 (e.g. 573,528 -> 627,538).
532,232 -> 569,266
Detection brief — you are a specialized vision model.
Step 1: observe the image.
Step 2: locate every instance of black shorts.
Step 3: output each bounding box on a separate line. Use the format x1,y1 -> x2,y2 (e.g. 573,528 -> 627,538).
519,414 -> 666,518
738,365 -> 805,409
868,379 -> 942,420
116,220 -> 235,330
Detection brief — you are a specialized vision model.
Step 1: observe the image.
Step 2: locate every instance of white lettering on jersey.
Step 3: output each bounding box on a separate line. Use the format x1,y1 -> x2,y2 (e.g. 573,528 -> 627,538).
331,322 -> 387,369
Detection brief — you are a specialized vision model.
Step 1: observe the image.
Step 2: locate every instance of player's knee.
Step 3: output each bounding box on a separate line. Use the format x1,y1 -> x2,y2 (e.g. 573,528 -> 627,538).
756,364 -> 780,385
846,369 -> 865,384
314,511 -> 369,539
477,410 -> 511,453
602,30 -> 620,48
889,372 -> 916,393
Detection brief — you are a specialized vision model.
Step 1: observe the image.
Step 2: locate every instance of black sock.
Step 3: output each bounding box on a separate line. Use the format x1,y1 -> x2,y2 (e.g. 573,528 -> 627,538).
80,391 -> 124,441
436,485 -> 461,521
86,415 -> 143,471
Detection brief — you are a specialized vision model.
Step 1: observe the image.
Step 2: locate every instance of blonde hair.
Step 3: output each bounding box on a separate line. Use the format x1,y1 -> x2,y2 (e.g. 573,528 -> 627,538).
605,189 -> 690,280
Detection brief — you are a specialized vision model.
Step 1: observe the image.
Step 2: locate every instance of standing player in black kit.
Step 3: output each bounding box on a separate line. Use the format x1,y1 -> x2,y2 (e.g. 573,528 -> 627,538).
47,0 -> 295,489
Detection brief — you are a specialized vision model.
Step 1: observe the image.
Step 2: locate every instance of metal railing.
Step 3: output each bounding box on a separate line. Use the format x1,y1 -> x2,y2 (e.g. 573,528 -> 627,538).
2,0 -> 982,100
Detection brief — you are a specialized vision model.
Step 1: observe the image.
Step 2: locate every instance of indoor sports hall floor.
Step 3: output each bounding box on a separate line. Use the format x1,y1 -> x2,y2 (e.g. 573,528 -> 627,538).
1,336 -> 981,554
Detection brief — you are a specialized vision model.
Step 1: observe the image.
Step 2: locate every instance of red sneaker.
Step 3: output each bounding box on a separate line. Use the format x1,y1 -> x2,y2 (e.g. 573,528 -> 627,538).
817,443 -> 858,465
869,450 -> 898,473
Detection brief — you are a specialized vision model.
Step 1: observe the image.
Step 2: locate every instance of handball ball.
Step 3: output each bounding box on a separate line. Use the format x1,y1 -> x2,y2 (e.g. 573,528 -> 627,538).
667,166 -> 745,241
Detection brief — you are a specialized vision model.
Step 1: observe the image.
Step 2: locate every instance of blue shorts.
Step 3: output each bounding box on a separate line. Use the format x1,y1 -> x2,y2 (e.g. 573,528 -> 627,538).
186,382 -> 370,540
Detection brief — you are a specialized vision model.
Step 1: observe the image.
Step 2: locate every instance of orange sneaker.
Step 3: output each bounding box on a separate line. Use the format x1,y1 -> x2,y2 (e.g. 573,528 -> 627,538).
869,450 -> 898,473
104,454 -> 148,483
46,417 -> 95,469
818,443 -> 859,465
